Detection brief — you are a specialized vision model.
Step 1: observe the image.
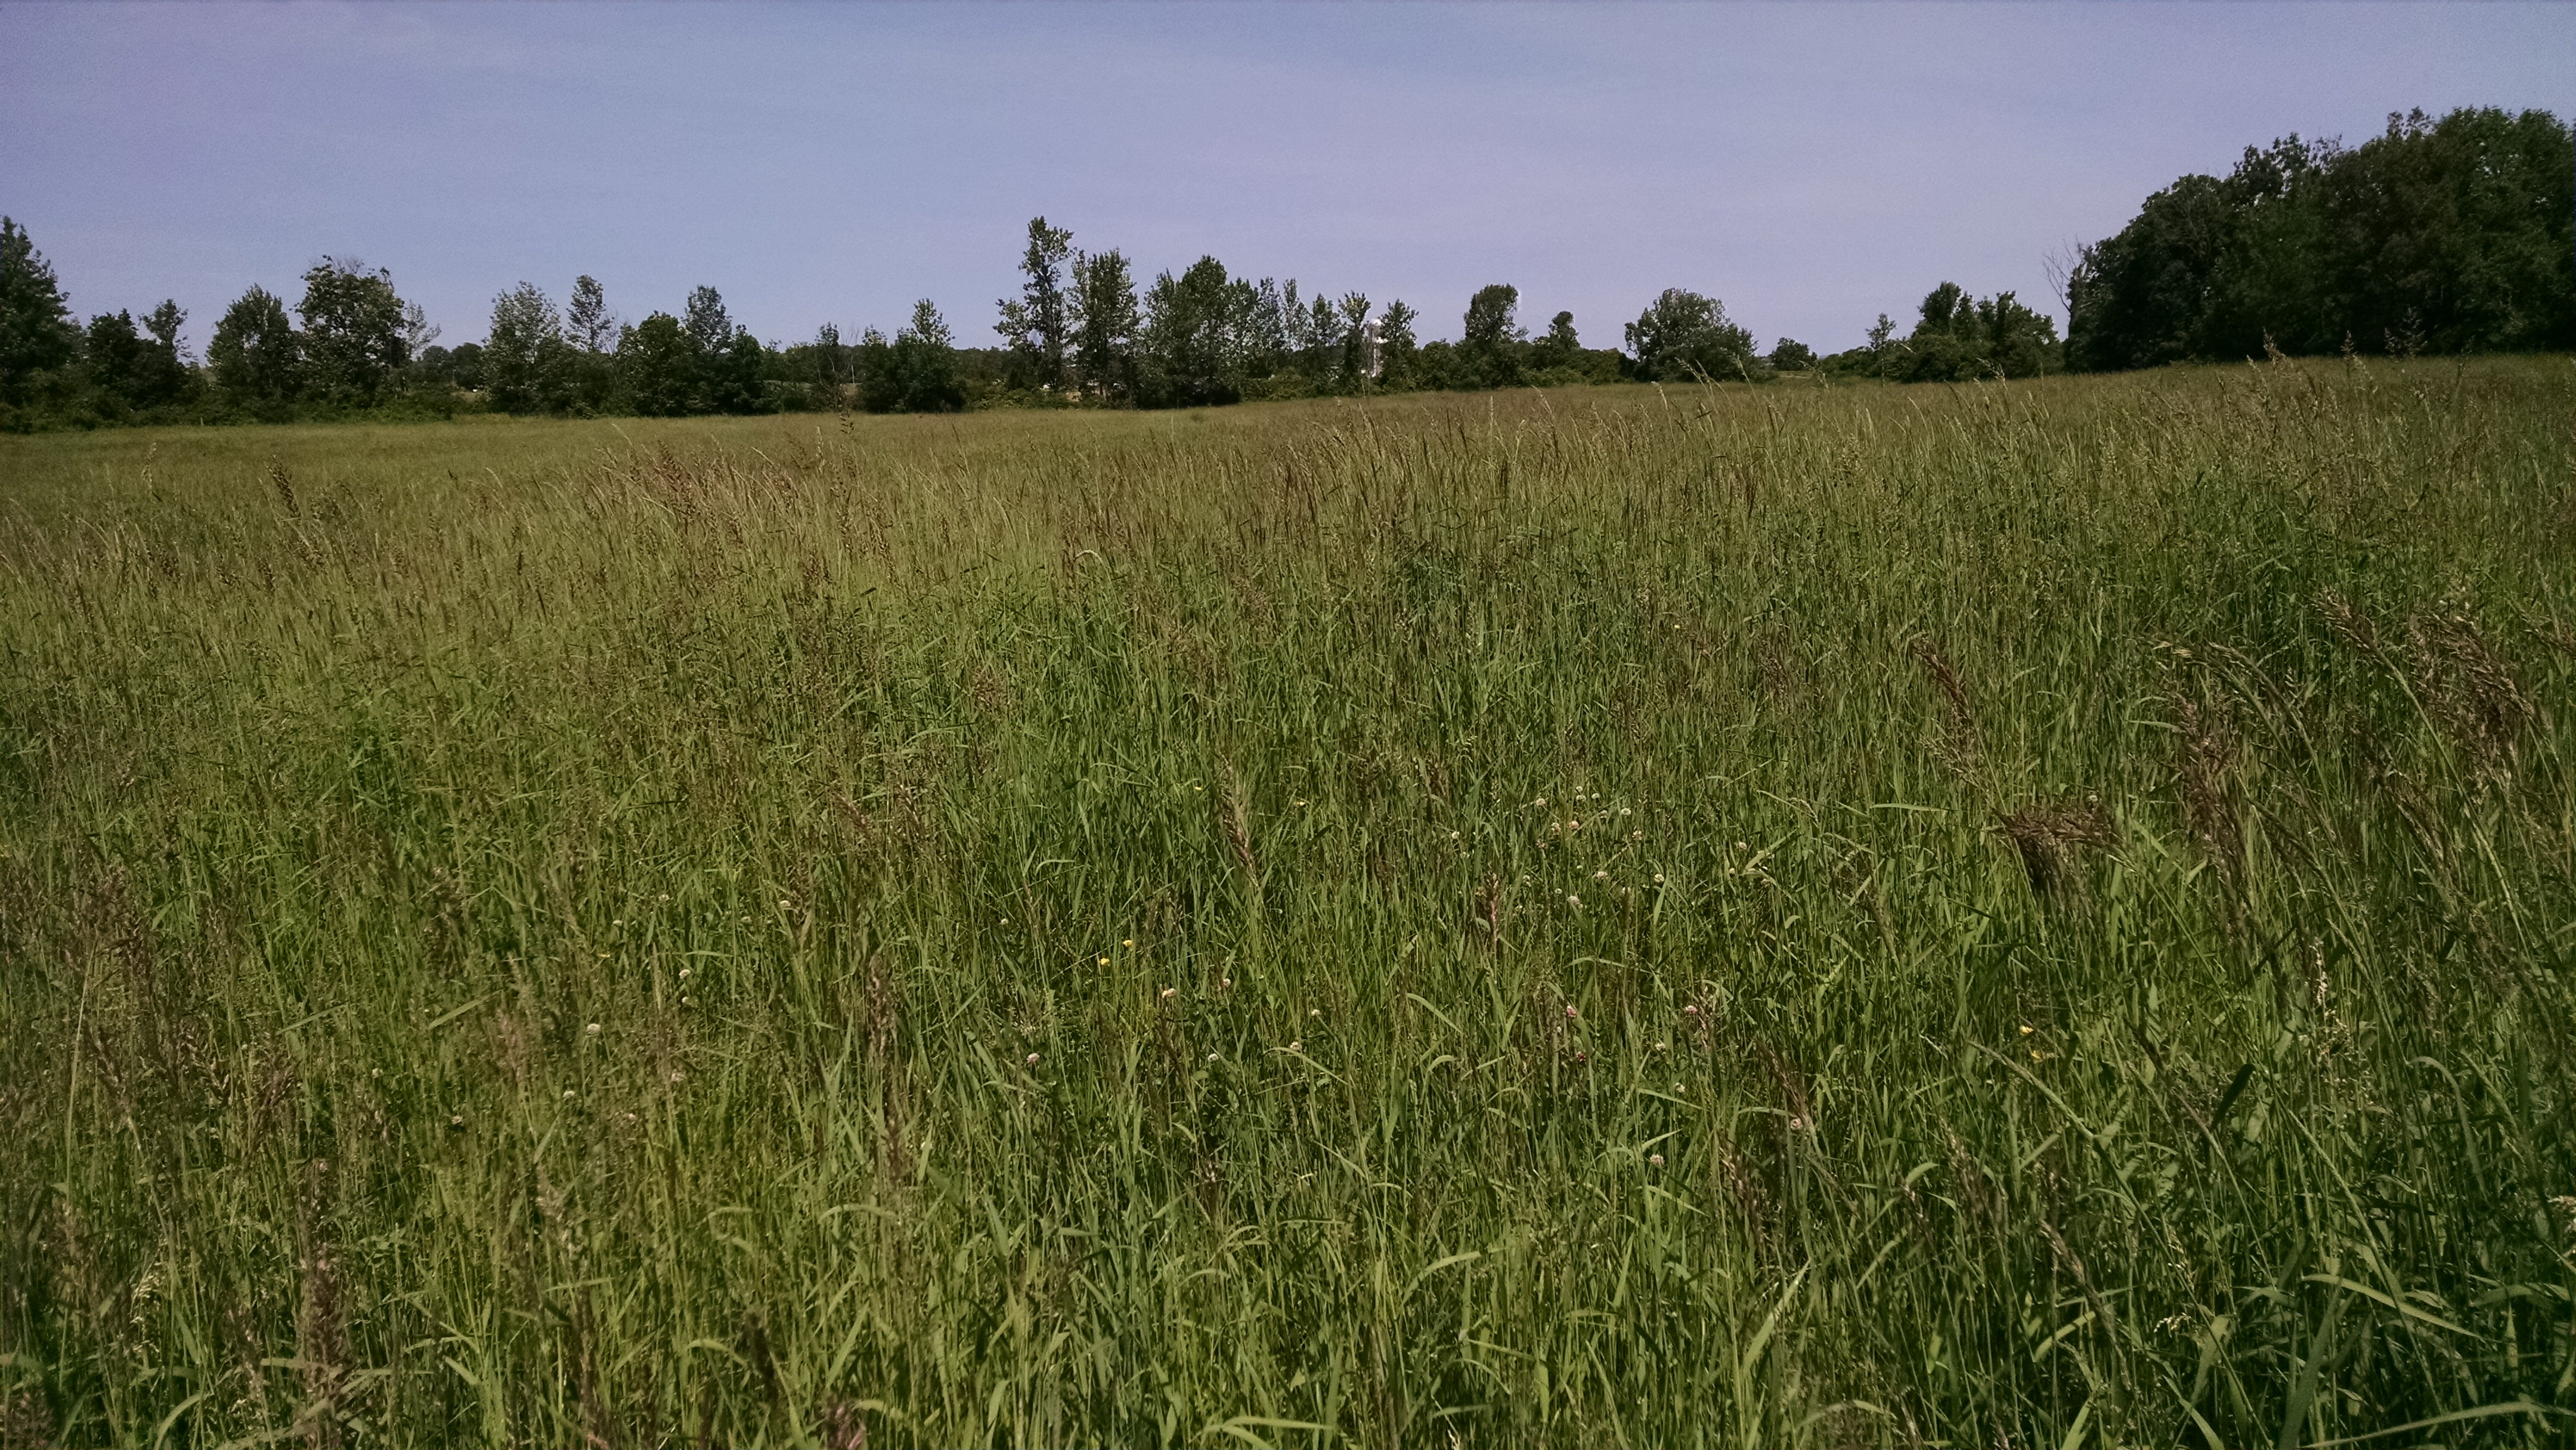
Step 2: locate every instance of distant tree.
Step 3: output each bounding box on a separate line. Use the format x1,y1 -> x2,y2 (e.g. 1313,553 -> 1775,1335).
1456,284 -> 1523,388
485,283 -> 575,414
1140,257 -> 1242,408
295,258 -> 414,405
618,312 -> 698,416
1306,292 -> 1343,364
1767,337 -> 1817,371
143,300 -> 188,358
82,312 -> 150,414
996,216 -> 1076,389
1280,280 -> 1312,355
566,275 -> 615,352
2068,107 -> 2574,369
1337,293 -> 1374,385
448,341 -> 486,391
1462,284 -> 1522,352
1864,314 -> 1897,373
209,285 -> 304,408
703,329 -> 769,414
1377,299 -> 1420,386
853,326 -> 893,408
804,321 -> 851,407
682,286 -> 733,358
866,300 -> 963,413
127,302 -> 193,407
1625,289 -> 1762,382
1070,247 -> 1140,402
1240,279 -> 1290,376
1526,309 -> 1581,370
1890,283 -> 2060,382
2,217 -> 81,414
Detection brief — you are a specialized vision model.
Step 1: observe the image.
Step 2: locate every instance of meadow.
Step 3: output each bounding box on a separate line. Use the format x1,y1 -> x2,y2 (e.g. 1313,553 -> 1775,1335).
1,358 -> 2570,1447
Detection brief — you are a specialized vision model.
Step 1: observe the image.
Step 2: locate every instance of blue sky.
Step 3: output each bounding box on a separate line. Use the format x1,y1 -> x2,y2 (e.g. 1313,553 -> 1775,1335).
1,2 -> 2566,357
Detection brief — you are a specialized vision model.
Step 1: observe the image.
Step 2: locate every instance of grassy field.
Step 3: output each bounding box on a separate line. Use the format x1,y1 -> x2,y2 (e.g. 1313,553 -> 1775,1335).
2,359 -> 2571,1447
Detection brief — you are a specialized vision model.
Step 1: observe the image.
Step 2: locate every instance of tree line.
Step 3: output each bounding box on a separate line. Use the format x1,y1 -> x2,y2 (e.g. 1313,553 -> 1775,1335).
2,106 -> 2563,432
2067,107 -> 2571,369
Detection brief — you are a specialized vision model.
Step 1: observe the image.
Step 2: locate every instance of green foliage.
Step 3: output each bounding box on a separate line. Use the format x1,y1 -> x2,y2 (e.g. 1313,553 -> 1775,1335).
1138,257 -> 1244,408
704,330 -> 772,416
1,216 -> 80,418
1766,337 -> 1816,373
1625,287 -> 1766,383
1460,283 -> 1527,388
484,283 -> 575,415
1884,283 -> 2062,382
75,309 -> 194,418
2070,107 -> 2575,370
997,216 -> 1076,391
1070,248 -> 1140,404
566,274 -> 615,354
1376,298 -> 1420,386
1528,309 -> 1582,370
411,341 -> 485,394
208,285 -> 304,412
294,258 -> 416,406
618,312 -> 698,417
682,285 -> 735,359
862,300 -> 964,414
2,361 -> 2569,1446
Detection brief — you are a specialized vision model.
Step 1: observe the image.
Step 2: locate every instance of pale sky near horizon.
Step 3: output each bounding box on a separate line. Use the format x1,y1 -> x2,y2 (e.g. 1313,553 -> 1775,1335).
1,2 -> 2567,358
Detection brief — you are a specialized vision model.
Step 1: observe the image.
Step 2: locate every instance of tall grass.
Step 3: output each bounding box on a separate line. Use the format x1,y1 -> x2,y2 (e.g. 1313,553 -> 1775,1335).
2,359 -> 2571,1446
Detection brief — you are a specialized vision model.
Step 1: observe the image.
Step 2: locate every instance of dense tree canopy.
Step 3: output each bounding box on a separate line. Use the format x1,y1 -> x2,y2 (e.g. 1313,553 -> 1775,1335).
209,286 -> 302,410
295,258 -> 415,404
1,218 -> 80,410
1625,289 -> 1763,383
2068,107 -> 2574,370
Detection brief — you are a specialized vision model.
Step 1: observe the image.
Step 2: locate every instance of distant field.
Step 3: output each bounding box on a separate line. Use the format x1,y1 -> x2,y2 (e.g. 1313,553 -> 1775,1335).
3,361 -> 2571,1446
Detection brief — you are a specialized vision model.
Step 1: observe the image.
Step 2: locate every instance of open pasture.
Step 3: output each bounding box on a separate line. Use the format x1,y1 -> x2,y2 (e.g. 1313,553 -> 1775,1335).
2,361 -> 2571,1446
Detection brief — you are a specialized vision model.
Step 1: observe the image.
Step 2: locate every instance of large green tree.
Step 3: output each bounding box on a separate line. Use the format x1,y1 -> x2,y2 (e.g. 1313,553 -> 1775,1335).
208,286 -> 303,410
1138,258 -> 1241,408
681,287 -> 733,358
617,313 -> 697,417
295,258 -> 414,404
1070,249 -> 1139,403
82,305 -> 193,414
1624,289 -> 1762,382
1376,299 -> 1420,387
1887,283 -> 2061,382
566,275 -> 615,353
862,300 -> 963,413
1,218 -> 80,415
2069,107 -> 2574,370
997,217 -> 1076,390
484,283 -> 574,414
